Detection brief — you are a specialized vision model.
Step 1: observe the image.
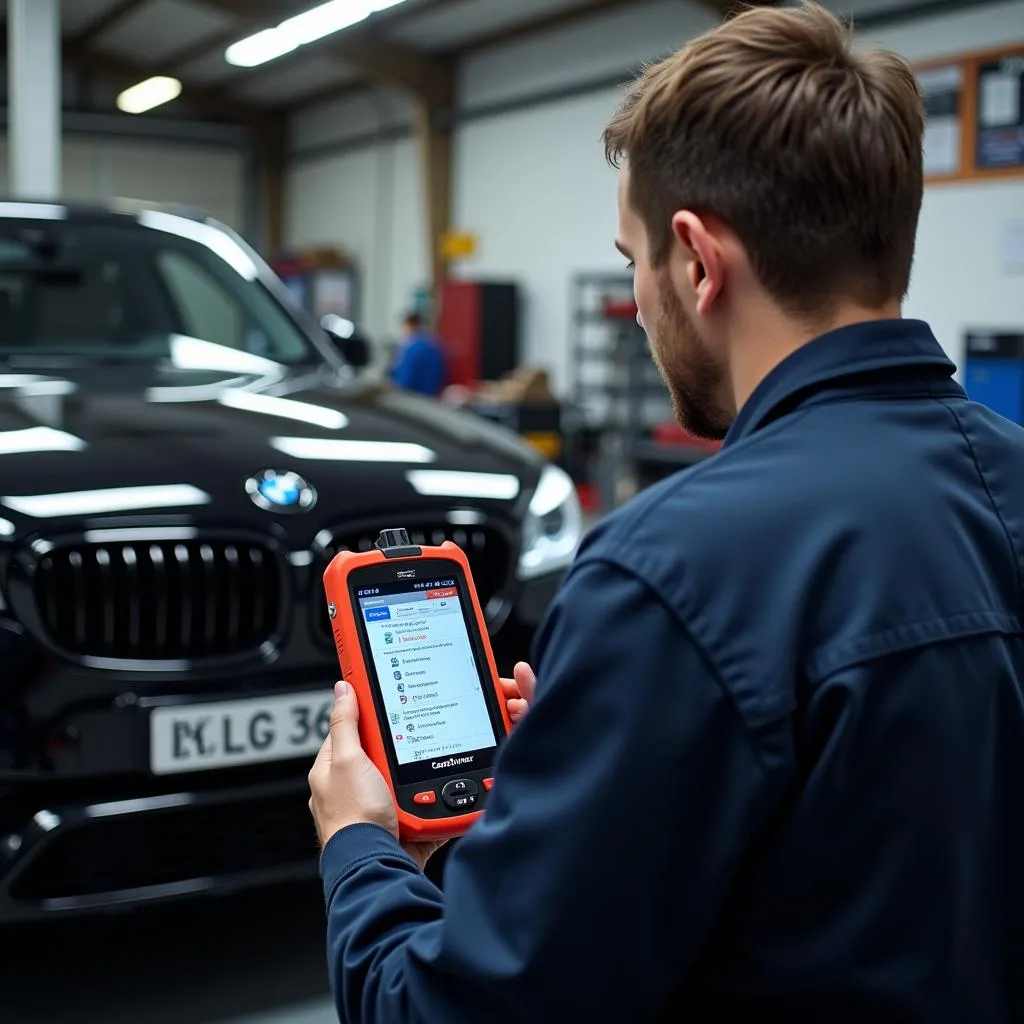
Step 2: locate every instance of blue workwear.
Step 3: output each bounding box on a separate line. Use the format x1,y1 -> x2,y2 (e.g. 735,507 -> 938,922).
322,318 -> 1024,1022
389,333 -> 446,396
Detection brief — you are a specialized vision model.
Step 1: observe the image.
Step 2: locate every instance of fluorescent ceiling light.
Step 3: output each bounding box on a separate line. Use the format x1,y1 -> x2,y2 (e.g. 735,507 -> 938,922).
0,427 -> 85,455
225,28 -> 299,68
271,436 -> 435,463
406,470 -> 521,500
225,0 -> 408,68
117,76 -> 182,115
3,484 -> 211,519
219,391 -> 349,430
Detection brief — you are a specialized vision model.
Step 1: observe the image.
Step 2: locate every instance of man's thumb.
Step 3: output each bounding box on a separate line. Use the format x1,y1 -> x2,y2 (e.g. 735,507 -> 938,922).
514,662 -> 537,703
329,680 -> 361,760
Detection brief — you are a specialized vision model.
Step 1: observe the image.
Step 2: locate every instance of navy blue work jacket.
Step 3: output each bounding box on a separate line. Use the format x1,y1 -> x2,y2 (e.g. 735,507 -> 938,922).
320,318 -> 1024,1022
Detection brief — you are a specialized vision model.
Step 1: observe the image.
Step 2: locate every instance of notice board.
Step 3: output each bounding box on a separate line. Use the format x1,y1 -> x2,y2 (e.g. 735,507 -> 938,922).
916,43 -> 1024,184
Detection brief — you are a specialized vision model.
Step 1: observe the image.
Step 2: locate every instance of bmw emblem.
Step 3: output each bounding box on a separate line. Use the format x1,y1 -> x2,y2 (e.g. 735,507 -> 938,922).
246,469 -> 317,513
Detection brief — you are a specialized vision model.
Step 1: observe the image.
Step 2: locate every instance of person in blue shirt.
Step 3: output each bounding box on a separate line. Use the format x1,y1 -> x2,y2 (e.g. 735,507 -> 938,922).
307,4 -> 1024,1021
388,312 -> 446,397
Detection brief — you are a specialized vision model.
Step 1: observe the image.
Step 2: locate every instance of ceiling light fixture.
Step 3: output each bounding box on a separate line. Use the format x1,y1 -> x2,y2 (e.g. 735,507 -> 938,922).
225,0 -> 408,68
116,76 -> 183,115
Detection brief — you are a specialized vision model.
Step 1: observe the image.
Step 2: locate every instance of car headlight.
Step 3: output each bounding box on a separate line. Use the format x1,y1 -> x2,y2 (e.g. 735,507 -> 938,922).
517,464 -> 583,580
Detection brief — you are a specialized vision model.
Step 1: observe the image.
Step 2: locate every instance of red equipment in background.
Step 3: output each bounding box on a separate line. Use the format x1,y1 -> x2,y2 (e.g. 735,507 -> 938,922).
436,280 -> 520,388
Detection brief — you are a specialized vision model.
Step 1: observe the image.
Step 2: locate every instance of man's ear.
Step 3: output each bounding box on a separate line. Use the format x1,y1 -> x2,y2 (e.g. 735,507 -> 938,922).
671,211 -> 725,317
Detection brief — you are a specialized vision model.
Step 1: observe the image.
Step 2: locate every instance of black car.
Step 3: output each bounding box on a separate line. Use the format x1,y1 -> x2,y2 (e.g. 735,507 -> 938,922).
0,200 -> 580,923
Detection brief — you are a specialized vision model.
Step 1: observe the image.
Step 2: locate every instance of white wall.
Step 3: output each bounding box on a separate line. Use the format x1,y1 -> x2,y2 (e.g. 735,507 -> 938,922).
284,0 -> 1024,389
285,132 -> 426,344
0,136 -> 246,228
286,89 -> 425,345
908,180 -> 1024,372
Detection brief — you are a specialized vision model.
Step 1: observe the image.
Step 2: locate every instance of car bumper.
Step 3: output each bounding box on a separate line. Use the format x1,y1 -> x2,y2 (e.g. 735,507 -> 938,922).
0,567 -> 564,923
0,774 -> 318,923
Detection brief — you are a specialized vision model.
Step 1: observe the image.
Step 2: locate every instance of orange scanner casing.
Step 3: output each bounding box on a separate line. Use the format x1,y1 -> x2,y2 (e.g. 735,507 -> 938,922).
322,540 -> 512,843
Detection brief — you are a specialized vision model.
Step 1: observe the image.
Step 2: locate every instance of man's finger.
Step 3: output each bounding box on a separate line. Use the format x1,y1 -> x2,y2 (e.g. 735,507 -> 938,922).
513,662 -> 537,703
499,677 -> 520,700
507,698 -> 528,722
329,680 -> 362,761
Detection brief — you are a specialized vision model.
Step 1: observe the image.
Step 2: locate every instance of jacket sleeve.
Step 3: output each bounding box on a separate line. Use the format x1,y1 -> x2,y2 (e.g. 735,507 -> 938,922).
321,557 -> 784,1023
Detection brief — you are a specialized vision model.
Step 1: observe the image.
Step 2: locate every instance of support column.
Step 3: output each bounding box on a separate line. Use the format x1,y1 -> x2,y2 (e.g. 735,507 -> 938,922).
255,120 -> 287,259
414,101 -> 453,302
9,0 -> 63,200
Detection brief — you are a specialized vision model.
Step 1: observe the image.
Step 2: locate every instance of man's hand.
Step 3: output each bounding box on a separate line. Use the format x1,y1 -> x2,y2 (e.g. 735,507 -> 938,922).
308,681 -> 398,849
308,664 -> 538,872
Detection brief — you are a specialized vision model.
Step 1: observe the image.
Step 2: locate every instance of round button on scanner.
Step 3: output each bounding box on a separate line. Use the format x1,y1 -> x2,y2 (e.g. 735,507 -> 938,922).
441,779 -> 479,811
413,791 -> 437,806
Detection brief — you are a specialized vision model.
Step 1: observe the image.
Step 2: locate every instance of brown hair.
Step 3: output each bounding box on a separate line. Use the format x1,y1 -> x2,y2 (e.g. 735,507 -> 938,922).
603,1 -> 925,315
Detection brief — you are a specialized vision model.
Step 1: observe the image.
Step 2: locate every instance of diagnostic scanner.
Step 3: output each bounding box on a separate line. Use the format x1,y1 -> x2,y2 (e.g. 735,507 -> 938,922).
323,527 -> 512,842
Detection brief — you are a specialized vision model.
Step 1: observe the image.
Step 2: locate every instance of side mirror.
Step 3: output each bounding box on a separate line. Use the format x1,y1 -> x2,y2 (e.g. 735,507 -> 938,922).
321,314 -> 371,370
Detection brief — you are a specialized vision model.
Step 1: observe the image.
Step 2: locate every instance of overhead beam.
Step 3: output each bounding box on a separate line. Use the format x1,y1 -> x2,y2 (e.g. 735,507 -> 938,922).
162,27 -> 241,72
279,77 -> 370,114
192,0 -> 455,106
693,0 -> 741,15
455,0 -> 647,53
693,0 -> 769,17
69,0 -> 150,48
64,46 -> 277,129
323,37 -> 454,107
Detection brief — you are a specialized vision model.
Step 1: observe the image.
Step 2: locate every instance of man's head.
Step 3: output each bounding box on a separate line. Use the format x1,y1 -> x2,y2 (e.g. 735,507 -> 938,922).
403,312 -> 424,338
604,1 -> 925,438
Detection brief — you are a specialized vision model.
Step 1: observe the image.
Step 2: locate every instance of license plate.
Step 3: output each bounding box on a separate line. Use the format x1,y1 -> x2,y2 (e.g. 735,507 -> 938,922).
149,690 -> 333,775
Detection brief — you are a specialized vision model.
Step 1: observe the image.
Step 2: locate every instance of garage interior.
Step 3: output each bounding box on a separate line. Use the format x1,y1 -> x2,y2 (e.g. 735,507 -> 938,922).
0,0 -> 1022,1020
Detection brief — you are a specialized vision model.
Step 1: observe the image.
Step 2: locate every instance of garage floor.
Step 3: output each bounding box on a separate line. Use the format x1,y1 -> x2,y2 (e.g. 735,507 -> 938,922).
1,881 -> 337,1023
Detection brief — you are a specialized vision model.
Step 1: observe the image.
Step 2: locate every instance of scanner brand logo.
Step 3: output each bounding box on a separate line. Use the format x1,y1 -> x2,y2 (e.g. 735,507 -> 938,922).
397,569 -> 417,579
431,755 -> 474,771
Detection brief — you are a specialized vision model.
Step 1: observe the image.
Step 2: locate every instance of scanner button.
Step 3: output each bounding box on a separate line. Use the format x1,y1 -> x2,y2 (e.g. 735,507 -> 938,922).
413,791 -> 436,806
441,779 -> 479,810
483,778 -> 494,791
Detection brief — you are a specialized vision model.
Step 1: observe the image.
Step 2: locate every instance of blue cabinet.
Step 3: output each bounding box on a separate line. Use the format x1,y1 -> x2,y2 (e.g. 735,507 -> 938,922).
964,333 -> 1024,424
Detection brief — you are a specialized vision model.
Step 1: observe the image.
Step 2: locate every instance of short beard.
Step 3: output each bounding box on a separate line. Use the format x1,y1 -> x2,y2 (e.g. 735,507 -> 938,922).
649,275 -> 732,441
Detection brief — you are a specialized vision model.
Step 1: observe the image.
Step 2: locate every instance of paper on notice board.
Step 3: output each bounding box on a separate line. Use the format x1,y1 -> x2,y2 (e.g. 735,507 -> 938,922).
1003,220 -> 1024,274
918,65 -> 963,177
924,119 -> 960,176
981,73 -> 1020,128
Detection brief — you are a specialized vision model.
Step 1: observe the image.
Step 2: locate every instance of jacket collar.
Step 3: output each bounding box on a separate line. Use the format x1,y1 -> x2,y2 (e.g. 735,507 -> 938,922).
724,319 -> 962,447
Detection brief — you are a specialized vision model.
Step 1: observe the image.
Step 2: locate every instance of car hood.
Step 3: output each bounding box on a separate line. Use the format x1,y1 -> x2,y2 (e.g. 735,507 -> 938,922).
0,364 -> 543,540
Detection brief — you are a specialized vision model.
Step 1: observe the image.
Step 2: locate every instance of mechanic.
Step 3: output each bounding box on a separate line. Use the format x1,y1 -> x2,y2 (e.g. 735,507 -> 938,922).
308,3 -> 1024,1021
388,311 -> 447,397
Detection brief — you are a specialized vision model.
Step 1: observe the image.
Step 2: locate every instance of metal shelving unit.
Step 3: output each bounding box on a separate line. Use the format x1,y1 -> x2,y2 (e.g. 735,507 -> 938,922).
566,272 -> 716,512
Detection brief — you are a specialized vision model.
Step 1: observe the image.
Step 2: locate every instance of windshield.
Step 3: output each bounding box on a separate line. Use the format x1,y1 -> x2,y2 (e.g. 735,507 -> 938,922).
0,215 -> 318,366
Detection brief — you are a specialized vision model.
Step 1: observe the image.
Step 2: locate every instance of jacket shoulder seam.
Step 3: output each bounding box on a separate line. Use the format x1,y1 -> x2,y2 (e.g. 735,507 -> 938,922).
579,553 -> 779,780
